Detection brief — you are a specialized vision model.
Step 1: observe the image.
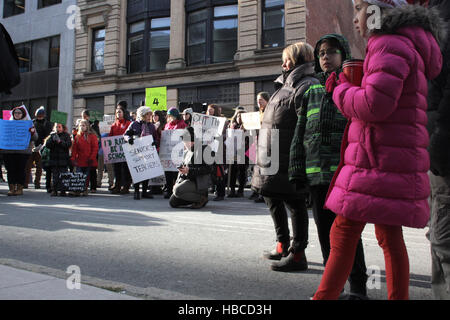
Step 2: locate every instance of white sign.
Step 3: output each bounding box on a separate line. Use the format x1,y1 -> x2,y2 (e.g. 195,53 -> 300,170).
225,129 -> 244,162
191,112 -> 226,152
159,129 -> 184,172
122,135 -> 165,184
241,112 -> 261,130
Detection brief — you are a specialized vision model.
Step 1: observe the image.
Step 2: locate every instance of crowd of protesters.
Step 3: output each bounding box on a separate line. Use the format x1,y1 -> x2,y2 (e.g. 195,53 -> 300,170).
0,0 -> 448,300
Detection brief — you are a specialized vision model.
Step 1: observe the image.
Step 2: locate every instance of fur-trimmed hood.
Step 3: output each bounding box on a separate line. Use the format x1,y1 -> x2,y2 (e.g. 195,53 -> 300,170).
373,4 -> 447,47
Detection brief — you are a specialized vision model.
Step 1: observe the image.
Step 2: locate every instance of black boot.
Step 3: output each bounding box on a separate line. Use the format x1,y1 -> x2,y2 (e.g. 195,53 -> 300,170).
270,251 -> 308,272
134,184 -> 141,200
263,242 -> 289,260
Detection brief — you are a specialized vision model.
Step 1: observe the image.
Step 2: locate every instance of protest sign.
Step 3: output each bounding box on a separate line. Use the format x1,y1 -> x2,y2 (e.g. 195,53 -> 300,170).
99,121 -> 111,135
159,129 -> 184,172
90,110 -> 104,122
122,135 -> 164,184
145,87 -> 167,111
241,112 -> 261,130
191,113 -> 226,152
2,110 -> 11,120
50,110 -> 68,125
0,119 -> 33,150
103,114 -> 115,124
101,135 -> 126,164
58,172 -> 88,192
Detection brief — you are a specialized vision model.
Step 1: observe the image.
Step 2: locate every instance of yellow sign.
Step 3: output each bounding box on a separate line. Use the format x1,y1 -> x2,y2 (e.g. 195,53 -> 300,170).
145,87 -> 167,111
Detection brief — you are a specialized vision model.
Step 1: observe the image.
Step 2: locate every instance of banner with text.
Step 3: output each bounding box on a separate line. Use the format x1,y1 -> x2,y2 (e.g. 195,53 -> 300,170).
101,135 -> 127,164
191,113 -> 226,152
159,129 -> 184,172
241,112 -> 261,130
0,119 -> 33,150
123,135 -> 165,184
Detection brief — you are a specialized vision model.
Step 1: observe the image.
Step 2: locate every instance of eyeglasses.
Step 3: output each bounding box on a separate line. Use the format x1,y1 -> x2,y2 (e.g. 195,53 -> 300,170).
318,49 -> 342,58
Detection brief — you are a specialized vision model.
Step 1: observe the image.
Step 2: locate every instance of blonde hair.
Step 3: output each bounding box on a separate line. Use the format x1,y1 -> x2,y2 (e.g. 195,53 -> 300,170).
77,119 -> 94,136
282,42 -> 315,66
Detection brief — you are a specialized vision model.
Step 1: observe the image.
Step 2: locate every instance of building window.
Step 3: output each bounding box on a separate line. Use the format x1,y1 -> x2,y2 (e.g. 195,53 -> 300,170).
149,17 -> 170,71
127,17 -> 170,73
92,28 -> 105,72
85,97 -> 105,114
3,0 -> 25,18
38,0 -> 61,9
187,3 -> 238,66
262,0 -> 285,49
14,36 -> 60,73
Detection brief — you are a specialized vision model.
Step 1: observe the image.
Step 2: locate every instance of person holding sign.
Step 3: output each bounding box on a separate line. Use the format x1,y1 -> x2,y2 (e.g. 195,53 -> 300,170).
70,120 -> 99,196
109,107 -> 131,194
1,105 -> 37,196
45,123 -> 72,196
227,108 -> 249,198
169,127 -> 211,209
124,106 -> 158,200
163,107 -> 187,199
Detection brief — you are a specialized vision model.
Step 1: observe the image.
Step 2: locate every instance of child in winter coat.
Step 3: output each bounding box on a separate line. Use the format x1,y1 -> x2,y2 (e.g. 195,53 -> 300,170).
313,0 -> 444,300
45,123 -> 72,196
71,120 -> 99,196
289,34 -> 369,299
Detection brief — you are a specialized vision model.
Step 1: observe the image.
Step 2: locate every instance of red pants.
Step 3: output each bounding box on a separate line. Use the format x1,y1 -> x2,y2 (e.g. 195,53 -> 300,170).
313,215 -> 410,300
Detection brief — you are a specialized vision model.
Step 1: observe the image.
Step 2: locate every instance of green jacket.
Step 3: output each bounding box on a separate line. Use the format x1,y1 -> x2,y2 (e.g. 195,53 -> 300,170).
289,34 -> 351,187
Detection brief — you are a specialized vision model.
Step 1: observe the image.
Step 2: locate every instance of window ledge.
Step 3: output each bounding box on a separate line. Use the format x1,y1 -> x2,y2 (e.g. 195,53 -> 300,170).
83,70 -> 106,77
254,47 -> 284,56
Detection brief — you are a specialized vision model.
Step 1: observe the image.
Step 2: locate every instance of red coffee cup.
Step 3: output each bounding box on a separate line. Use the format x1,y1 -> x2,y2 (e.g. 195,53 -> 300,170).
342,59 -> 364,86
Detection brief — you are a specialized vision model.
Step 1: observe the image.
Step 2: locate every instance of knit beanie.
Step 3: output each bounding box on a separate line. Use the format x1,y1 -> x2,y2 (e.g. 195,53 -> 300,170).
167,107 -> 180,119
35,106 -> 46,117
354,0 -> 408,8
136,106 -> 152,121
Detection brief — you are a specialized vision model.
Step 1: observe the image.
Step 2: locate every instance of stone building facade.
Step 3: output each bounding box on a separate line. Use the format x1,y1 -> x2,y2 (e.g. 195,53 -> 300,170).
72,0 -> 363,124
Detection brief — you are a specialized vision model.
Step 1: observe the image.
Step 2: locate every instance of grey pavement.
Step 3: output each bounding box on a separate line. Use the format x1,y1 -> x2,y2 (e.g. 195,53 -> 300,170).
0,264 -> 139,300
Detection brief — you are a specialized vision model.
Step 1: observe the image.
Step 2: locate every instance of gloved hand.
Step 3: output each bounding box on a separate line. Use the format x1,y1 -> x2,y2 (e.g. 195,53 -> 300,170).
128,137 -> 134,145
29,127 -> 36,134
52,134 -> 61,142
337,72 -> 349,85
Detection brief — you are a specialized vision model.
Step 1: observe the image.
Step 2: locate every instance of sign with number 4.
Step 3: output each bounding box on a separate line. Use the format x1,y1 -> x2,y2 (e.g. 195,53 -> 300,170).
145,87 -> 167,111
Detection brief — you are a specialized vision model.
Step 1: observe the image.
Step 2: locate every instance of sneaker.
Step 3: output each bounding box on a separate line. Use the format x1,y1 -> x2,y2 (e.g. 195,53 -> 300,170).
270,252 -> 308,272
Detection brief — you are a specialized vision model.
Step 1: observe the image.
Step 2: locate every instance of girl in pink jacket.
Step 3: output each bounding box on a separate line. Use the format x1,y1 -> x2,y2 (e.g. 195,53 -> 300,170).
313,0 -> 443,300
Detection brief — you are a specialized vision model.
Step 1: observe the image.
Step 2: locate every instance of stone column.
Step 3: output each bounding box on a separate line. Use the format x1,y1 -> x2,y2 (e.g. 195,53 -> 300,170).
235,0 -> 258,60
239,82 -> 256,111
166,0 -> 186,70
285,0 -> 306,45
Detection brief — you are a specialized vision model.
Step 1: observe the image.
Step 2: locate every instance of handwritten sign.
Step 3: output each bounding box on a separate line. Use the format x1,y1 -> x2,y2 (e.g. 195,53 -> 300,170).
101,135 -> 126,164
0,119 -> 33,150
241,112 -> 261,130
58,172 -> 88,192
145,87 -> 167,111
122,135 -> 165,184
50,110 -> 68,125
148,175 -> 166,186
159,129 -> 184,172
191,113 -> 226,152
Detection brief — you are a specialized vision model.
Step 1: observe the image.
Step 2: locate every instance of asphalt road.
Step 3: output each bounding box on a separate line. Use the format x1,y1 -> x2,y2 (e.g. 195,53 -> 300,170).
0,182 -> 433,300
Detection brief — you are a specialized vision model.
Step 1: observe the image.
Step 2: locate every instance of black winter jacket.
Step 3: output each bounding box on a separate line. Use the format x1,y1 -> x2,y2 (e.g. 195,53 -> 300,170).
427,0 -> 450,176
251,62 -> 319,199
45,132 -> 72,167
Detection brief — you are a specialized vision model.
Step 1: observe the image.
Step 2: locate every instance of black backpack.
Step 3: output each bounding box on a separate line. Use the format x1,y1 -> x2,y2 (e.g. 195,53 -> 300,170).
0,23 -> 20,94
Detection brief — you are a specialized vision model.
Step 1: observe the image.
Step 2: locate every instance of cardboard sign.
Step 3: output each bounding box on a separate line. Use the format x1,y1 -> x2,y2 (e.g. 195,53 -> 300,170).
191,112 -> 226,151
241,112 -> 261,130
123,135 -> 165,184
50,110 -> 68,125
101,135 -> 126,164
58,172 -> 88,192
148,175 -> 166,186
159,129 -> 184,172
2,110 -> 11,120
145,87 -> 167,111
0,119 -> 33,150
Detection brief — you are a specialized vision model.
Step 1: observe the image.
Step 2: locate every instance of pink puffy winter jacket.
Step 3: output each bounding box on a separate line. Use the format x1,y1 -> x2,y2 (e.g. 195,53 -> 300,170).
326,6 -> 443,228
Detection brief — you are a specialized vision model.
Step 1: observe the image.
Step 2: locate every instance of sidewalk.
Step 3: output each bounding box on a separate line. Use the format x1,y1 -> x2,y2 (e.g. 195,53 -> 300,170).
0,265 -> 140,300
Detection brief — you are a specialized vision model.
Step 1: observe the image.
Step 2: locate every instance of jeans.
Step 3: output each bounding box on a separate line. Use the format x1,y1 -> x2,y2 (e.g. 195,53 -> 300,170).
314,215 -> 409,300
264,195 -> 309,253
113,162 -> 131,189
310,185 -> 368,294
428,171 -> 450,299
